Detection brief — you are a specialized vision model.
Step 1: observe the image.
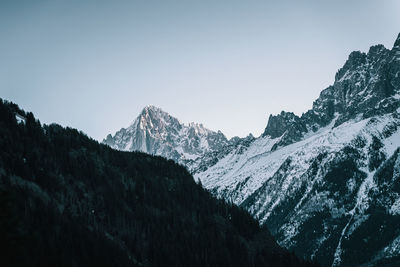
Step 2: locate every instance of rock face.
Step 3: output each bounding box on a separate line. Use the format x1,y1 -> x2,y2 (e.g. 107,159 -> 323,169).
259,38 -> 400,152
193,34 -> 400,266
103,105 -> 230,165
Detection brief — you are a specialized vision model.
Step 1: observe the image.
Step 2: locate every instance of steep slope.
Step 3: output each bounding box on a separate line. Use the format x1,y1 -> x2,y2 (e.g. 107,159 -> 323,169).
194,33 -> 400,266
103,105 -> 230,165
0,99 -> 316,267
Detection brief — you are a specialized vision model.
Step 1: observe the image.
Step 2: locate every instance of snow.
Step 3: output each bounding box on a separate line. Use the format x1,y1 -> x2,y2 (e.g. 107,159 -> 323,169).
382,235 -> 400,257
196,115 -> 369,210
332,169 -> 376,267
377,116 -> 400,156
176,146 -> 199,161
194,111 -> 400,266
389,198 -> 400,215
330,114 -> 400,266
15,114 -> 26,124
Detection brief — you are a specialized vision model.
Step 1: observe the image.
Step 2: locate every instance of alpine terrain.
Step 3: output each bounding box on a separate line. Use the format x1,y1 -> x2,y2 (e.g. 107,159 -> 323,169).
193,33 -> 400,266
106,33 -> 400,266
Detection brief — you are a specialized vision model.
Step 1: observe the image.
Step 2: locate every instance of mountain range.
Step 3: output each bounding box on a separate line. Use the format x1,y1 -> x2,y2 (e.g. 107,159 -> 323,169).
104,33 -> 400,266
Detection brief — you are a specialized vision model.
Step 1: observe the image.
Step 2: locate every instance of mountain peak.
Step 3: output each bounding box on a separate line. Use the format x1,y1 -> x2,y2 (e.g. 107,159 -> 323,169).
368,44 -> 387,56
104,106 -> 230,163
335,50 -> 367,82
140,105 -> 169,117
393,32 -> 400,49
143,104 -> 162,112
262,111 -> 301,138
135,105 -> 180,129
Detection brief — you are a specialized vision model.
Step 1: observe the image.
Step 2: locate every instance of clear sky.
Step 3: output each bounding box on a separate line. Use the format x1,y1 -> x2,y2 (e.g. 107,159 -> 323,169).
1,0 -> 399,140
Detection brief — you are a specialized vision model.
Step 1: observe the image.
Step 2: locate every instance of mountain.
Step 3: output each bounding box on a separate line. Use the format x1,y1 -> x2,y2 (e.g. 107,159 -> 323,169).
101,33 -> 400,266
0,99 -> 316,267
103,105 -> 230,166
193,33 -> 400,266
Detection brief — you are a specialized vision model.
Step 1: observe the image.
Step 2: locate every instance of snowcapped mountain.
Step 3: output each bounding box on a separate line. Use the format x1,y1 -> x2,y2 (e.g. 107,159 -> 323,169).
193,33 -> 400,266
104,33 -> 400,266
103,105 -> 230,165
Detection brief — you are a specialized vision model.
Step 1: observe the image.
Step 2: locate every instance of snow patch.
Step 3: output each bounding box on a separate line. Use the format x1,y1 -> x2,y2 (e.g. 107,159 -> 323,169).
15,114 -> 26,124
389,198 -> 400,215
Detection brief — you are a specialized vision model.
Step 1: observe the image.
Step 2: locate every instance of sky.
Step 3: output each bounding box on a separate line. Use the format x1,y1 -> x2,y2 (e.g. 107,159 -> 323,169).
1,0 -> 400,140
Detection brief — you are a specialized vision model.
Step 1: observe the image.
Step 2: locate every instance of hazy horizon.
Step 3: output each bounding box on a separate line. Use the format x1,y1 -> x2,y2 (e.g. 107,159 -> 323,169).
1,0 -> 400,140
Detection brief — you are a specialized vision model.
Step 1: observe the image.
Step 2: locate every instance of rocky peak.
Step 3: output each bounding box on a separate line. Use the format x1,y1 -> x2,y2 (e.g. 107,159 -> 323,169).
393,33 -> 400,62
262,111 -> 301,138
138,105 -> 181,130
140,105 -> 162,118
230,133 -> 255,144
140,105 -> 173,120
262,33 -> 400,150
394,32 -> 400,49
335,51 -> 367,82
368,44 -> 386,55
103,106 -> 230,164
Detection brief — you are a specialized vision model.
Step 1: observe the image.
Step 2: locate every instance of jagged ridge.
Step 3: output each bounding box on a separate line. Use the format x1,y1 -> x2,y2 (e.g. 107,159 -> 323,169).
261,36 -> 400,151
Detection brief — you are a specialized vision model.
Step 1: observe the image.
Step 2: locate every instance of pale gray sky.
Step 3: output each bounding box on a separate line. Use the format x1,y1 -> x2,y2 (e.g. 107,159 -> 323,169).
1,0 -> 400,140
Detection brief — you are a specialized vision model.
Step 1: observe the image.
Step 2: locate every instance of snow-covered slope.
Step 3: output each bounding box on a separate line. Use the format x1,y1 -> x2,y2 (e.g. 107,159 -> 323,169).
103,105 -> 230,165
193,33 -> 400,266
195,113 -> 400,266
